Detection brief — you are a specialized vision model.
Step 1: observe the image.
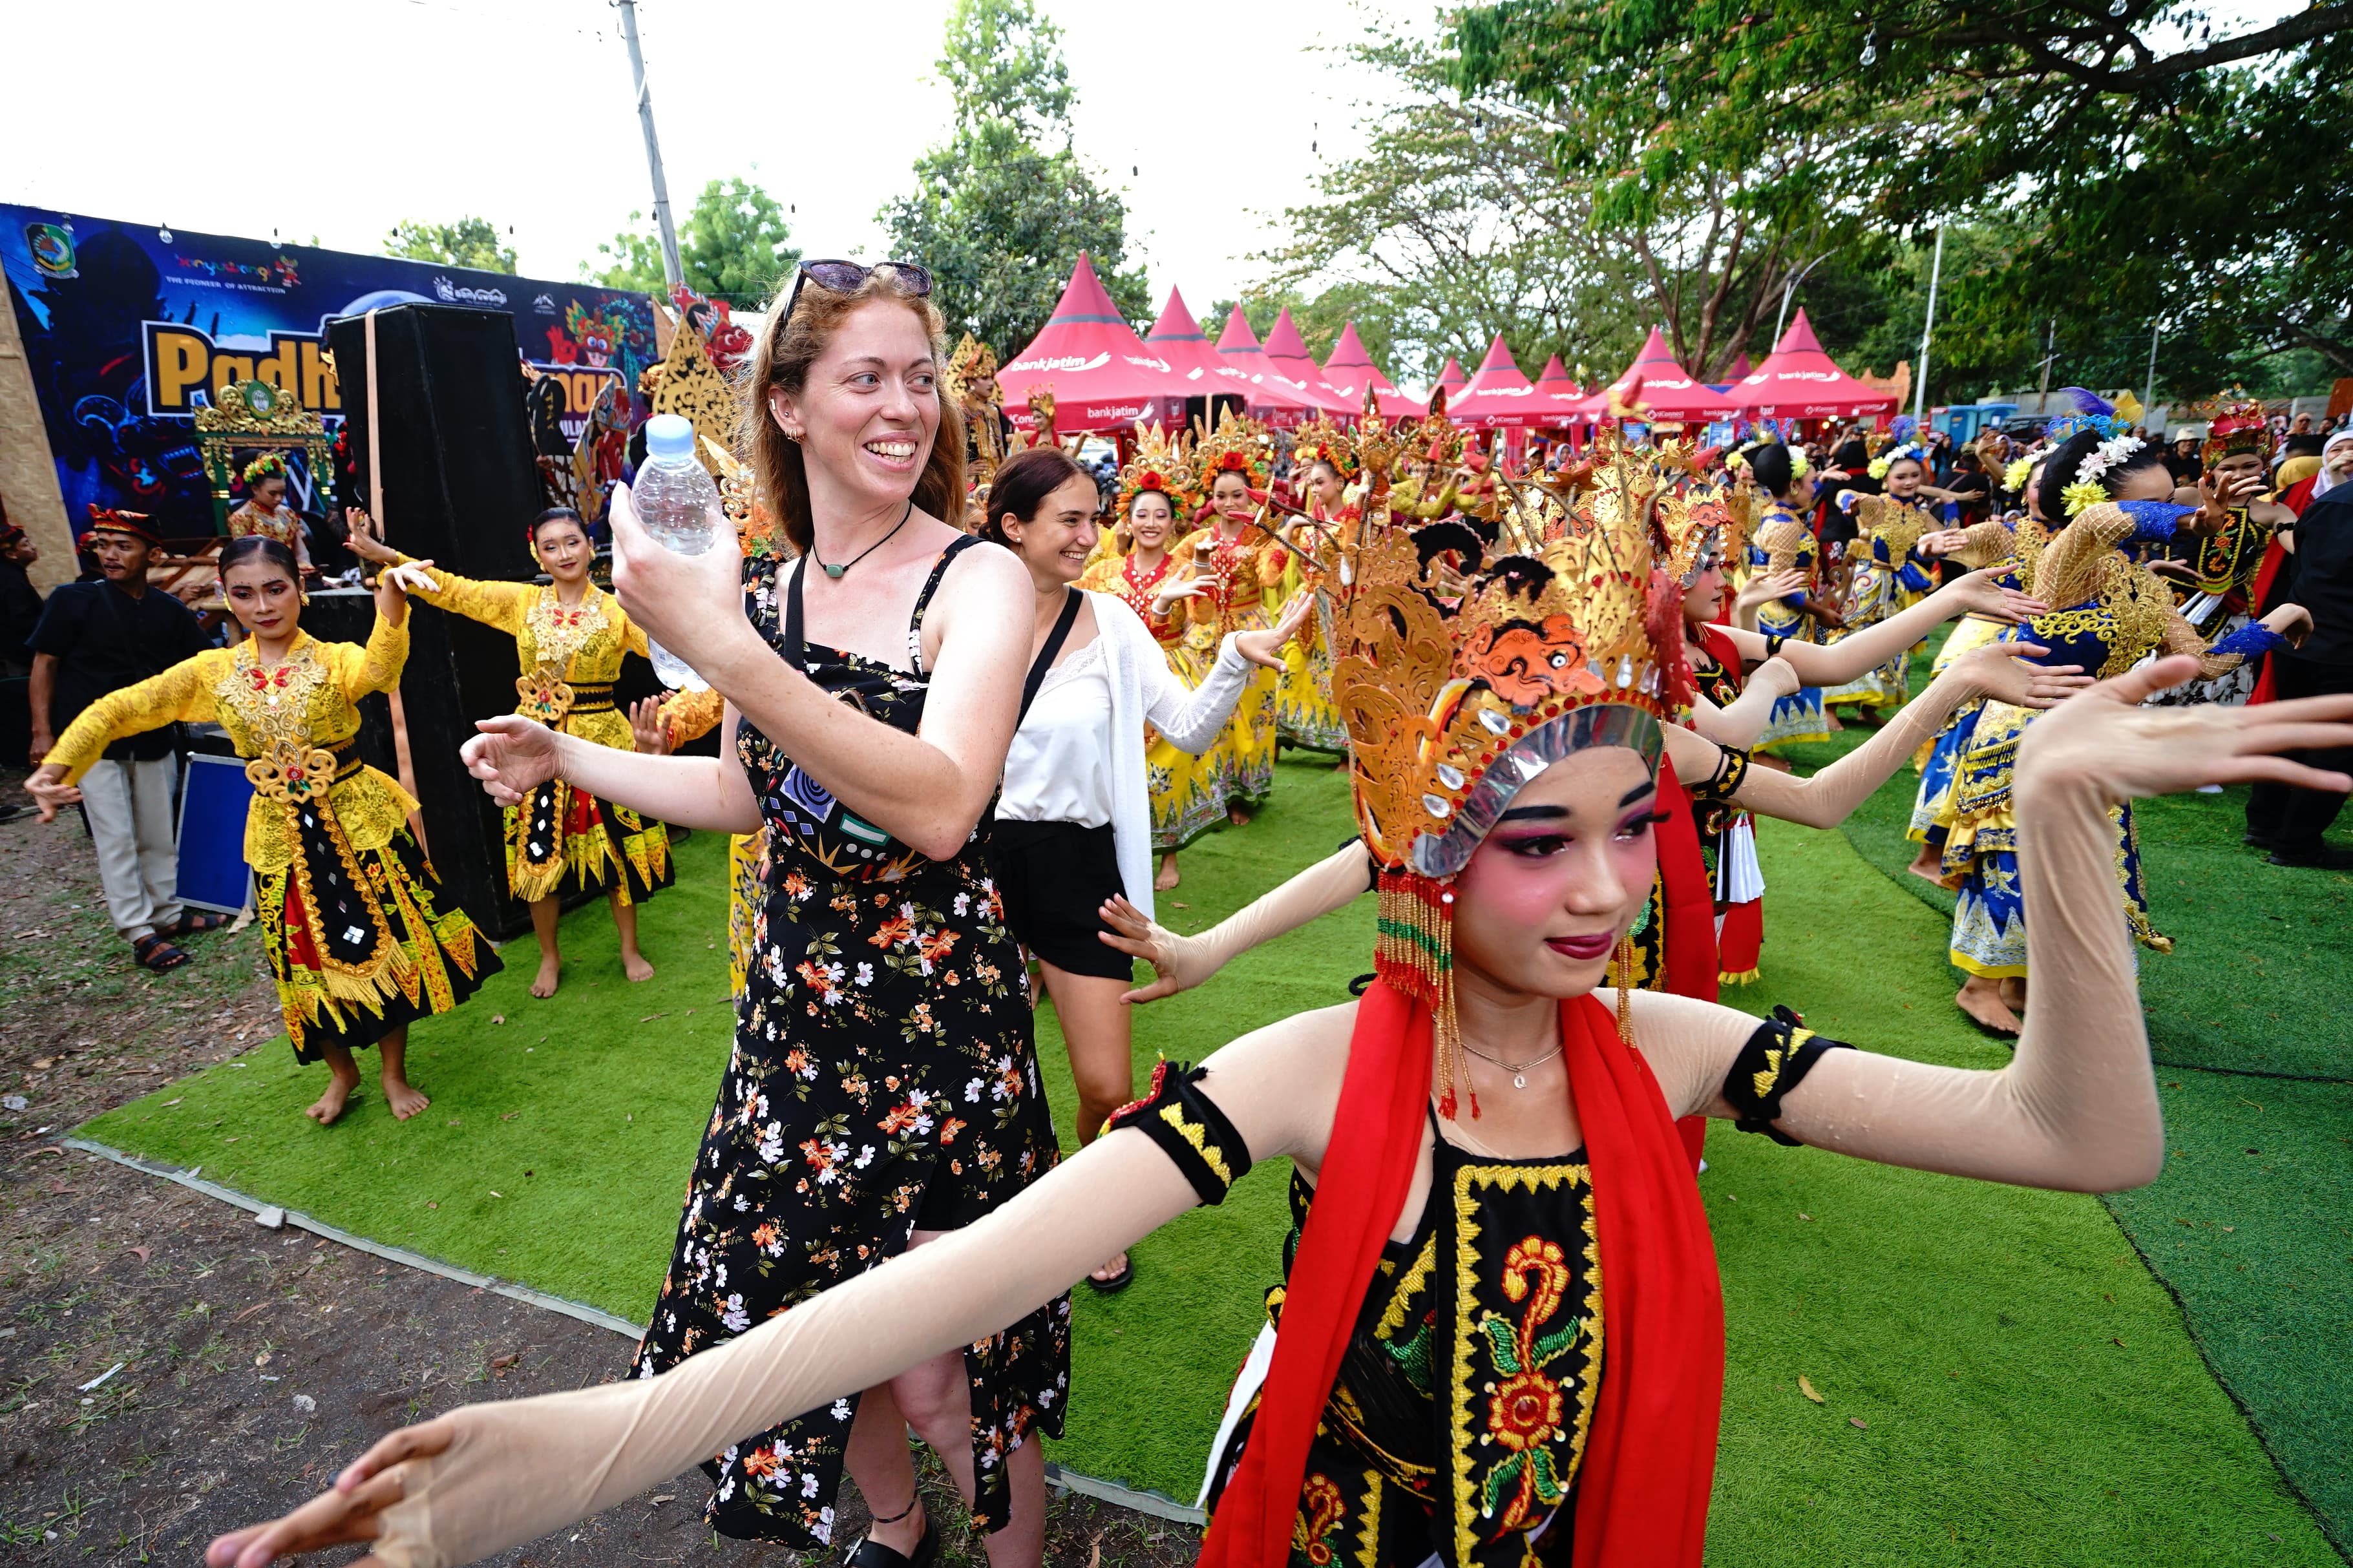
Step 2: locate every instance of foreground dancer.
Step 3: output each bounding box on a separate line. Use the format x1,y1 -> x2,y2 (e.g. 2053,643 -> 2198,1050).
28,539 -> 494,1124
347,506 -> 668,998
205,446 -> 2343,1568
439,262 -> 1062,1560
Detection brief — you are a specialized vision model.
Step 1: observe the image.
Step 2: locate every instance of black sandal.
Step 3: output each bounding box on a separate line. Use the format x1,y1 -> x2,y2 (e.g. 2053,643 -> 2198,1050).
164,910 -> 227,937
843,1509 -> 938,1568
131,934 -> 191,972
1085,1254 -> 1135,1295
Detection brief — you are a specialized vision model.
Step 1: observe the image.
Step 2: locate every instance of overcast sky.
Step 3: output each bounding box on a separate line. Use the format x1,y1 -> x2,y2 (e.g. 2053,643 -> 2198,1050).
5,0 -> 1422,315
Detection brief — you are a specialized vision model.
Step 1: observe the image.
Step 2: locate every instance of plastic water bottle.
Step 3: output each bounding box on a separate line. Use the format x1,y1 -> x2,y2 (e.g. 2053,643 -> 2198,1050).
631,413 -> 717,691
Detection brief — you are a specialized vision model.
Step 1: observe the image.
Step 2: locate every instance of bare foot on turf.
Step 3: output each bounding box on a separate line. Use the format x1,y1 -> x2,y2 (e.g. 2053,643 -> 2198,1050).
622,952 -> 655,983
1155,855 -> 1180,892
382,1075 -> 432,1120
305,1072 -> 360,1125
1905,847 -> 1944,883
1955,979 -> 2021,1036
1229,807 -> 1252,826
531,955 -> 561,999
1999,976 -> 2027,1016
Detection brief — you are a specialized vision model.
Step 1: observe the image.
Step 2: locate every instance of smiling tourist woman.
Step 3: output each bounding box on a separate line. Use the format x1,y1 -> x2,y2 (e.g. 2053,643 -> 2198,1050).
405,260 -> 1057,1568
206,420 -> 2353,1568
26,538 -> 494,1125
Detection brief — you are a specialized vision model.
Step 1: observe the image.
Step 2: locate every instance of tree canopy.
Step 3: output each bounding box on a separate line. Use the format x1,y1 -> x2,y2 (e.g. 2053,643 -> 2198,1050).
1447,0 -> 2353,393
594,177 -> 801,306
881,0 -> 1148,359
384,217 -> 516,275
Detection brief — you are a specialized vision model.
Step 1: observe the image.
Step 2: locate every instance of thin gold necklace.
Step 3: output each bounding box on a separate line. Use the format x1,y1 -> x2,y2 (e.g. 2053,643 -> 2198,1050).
1462,1038 -> 1563,1090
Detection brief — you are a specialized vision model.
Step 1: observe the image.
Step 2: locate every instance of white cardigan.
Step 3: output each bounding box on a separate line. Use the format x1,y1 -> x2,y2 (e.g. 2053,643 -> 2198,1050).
998,591 -> 1252,922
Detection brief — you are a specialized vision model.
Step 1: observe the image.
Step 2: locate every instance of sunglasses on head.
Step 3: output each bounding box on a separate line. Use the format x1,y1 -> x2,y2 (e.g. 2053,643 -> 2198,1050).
781,258 -> 934,325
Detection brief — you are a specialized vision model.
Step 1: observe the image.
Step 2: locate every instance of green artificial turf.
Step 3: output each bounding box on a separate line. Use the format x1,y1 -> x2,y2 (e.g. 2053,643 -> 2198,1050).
76,753 -> 2341,1558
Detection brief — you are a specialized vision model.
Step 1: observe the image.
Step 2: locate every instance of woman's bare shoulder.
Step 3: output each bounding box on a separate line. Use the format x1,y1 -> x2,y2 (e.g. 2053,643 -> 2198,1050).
1193,999 -> 1359,1165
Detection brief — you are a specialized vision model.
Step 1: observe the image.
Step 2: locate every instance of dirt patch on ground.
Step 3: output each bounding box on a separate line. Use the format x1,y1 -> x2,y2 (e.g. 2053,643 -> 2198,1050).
0,771 -> 1200,1568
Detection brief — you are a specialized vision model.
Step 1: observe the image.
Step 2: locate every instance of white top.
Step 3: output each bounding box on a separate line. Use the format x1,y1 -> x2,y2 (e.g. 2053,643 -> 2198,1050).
993,591 -> 1254,921
997,638 -> 1115,828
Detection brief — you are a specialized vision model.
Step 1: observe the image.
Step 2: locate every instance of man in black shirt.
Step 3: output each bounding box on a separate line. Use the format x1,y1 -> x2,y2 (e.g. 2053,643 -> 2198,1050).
2247,483 -> 2353,868
2164,428 -> 2204,486
28,508 -> 210,968
0,512 -> 43,809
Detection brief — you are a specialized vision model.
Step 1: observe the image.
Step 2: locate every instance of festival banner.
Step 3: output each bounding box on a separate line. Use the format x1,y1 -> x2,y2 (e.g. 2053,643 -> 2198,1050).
3,205 -> 657,536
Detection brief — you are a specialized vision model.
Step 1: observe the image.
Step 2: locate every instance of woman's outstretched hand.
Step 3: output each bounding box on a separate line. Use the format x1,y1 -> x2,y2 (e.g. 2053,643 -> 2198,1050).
1936,567 -> 2047,623
1097,895 -> 1212,1003
607,483 -> 746,675
1234,590 -> 1316,669
629,695 -> 675,756
23,763 -> 78,824
459,715 -> 564,806
1947,641 -> 2093,709
206,1416 -> 456,1568
343,507 -> 397,565
2018,655 -> 2353,804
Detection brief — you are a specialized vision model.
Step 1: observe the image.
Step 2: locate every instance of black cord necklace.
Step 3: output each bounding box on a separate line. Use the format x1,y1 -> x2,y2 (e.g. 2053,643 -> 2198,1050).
811,497 -> 915,580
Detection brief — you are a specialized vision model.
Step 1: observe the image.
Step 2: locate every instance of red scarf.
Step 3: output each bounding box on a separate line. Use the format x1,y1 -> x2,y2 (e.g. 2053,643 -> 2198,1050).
1198,982 -> 1724,1568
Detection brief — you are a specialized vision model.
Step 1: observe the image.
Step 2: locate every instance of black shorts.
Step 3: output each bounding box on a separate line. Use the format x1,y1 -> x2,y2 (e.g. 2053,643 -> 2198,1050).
988,818 -> 1134,981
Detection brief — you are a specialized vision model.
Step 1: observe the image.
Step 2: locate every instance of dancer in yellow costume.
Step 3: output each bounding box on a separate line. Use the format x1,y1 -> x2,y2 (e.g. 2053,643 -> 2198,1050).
1273,418 -> 1353,758
1823,441 -> 1939,715
1170,413 -> 1281,827
346,507 -> 670,998
28,538 -> 496,1125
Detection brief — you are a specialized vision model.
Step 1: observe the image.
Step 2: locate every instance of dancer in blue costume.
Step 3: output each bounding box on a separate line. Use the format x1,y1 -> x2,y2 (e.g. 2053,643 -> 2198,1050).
1732,440 -> 1846,758
1937,427 -> 2310,1034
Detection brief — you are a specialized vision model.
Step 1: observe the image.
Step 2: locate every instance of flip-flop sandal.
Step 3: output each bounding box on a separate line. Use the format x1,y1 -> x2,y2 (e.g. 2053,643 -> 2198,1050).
164,911 -> 227,937
1085,1255 -> 1135,1295
132,934 -> 192,972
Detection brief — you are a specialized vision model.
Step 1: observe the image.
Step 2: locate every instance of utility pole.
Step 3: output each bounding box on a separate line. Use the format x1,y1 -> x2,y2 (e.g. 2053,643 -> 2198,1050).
2142,317 -> 2162,430
2036,320 -> 2056,413
1911,223 -> 1945,430
615,0 -> 683,291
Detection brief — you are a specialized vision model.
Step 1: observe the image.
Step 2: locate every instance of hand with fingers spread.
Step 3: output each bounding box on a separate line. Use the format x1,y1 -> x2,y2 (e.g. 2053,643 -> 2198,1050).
1096,895 -> 1212,1003
1937,567 -> 2047,624
1234,589 -> 1316,670
2190,469 -> 2265,534
379,560 -> 439,598
1150,578 -> 1210,616
1946,641 -> 2094,710
343,507 -> 397,565
207,1416 -> 456,1568
2018,656 -> 2353,805
629,695 -> 675,757
1734,569 -> 1806,612
1916,528 -> 1975,558
460,715 -> 565,806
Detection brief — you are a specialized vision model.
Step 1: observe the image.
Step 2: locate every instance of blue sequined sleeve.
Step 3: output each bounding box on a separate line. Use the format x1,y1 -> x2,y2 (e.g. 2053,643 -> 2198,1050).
2117,500 -> 2199,543
2208,622 -> 2290,660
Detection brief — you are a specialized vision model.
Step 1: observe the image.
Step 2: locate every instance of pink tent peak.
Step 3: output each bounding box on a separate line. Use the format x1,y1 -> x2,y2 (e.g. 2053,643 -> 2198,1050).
997,252 -> 1187,434
1435,357 -> 1470,390
1260,308 -> 1359,414
1575,326 -> 1742,423
1144,286 -> 1258,398
1731,308 -> 1898,421
1214,305 -> 1316,416
1321,321 -> 1428,417
1453,333 -> 1542,428
1529,354 -> 1584,427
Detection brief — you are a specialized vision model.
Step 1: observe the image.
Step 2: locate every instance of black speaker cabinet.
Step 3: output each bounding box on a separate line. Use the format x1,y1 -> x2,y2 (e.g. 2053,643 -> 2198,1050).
325,304 -> 554,941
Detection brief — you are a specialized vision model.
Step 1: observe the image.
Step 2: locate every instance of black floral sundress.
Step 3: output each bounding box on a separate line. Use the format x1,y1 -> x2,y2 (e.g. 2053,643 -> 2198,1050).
630,537 -> 1071,1545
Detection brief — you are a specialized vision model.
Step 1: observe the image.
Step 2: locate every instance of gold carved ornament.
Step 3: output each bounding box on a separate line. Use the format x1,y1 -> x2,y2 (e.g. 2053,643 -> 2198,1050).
195,380 -> 334,535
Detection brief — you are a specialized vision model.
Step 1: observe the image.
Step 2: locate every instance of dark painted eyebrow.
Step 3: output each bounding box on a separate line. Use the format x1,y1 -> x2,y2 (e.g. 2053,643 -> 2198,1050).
1620,782 -> 1658,806
1496,804 -> 1569,823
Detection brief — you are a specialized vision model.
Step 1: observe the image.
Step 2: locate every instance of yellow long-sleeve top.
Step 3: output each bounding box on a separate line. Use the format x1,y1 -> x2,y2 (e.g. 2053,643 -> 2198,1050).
395,561 -> 647,751
44,616 -> 417,877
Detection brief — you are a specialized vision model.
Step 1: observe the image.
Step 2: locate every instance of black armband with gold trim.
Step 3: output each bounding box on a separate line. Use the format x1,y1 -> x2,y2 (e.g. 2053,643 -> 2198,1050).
1104,1059 -> 1253,1206
1689,746 -> 1752,804
1723,1006 -> 1852,1145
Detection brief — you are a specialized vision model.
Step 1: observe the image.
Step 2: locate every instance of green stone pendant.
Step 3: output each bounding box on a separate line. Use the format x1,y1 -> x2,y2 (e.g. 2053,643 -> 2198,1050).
823,561 -> 848,579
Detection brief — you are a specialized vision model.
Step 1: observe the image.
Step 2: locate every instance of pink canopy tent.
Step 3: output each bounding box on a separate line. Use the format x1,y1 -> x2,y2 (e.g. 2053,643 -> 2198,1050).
997,253 -> 1187,435
1451,333 -> 1543,428
1260,308 -> 1359,415
1322,321 -> 1426,419
1732,309 -> 1898,421
1529,355 -> 1585,427
1141,286 -> 1260,405
1430,356 -> 1470,416
1215,306 -> 1320,425
1574,327 -> 1743,424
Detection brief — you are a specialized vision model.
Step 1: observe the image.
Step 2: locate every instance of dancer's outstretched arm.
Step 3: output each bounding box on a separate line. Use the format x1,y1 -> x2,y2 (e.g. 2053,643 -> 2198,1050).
1716,568 -> 2045,687
1098,839 -> 1375,1002
459,710 -> 762,835
1638,657 -> 2353,1191
1659,641 -> 2093,830
1683,656 -> 1799,748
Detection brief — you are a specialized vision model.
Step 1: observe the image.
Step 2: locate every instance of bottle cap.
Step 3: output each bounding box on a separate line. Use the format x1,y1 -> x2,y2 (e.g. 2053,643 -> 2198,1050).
644,413 -> 696,463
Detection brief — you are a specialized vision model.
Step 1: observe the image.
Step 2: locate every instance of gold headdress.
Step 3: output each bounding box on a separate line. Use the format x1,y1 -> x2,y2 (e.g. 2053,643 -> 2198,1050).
1334,424 -> 1684,1113
1291,413 -> 1359,483
2197,391 -> 2270,468
1657,476 -> 1747,587
1116,423 -> 1198,517
1194,406 -> 1271,492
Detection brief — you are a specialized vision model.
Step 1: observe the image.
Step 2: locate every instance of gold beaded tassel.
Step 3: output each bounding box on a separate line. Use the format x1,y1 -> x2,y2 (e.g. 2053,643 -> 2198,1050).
1614,933 -> 1637,1047
1375,870 -> 1471,1120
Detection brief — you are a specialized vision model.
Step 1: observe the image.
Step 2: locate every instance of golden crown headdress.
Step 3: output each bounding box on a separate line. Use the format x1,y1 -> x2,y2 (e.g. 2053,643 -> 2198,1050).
2197,390 -> 2270,468
1194,406 -> 1271,491
1334,424 -> 1685,1114
1657,476 -> 1747,587
1116,423 -> 1198,516
1291,413 -> 1359,484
